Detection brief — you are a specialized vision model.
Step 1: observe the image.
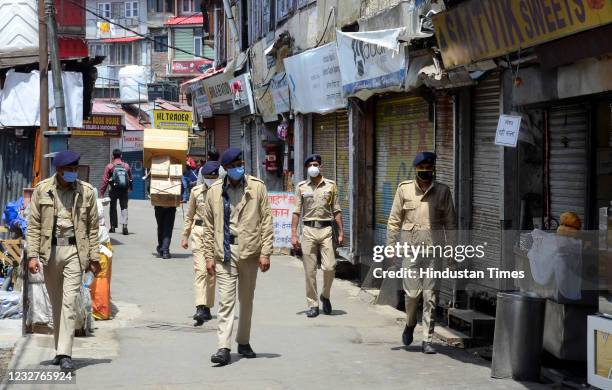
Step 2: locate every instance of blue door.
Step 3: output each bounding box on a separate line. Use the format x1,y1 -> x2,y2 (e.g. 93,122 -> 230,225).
123,151 -> 145,200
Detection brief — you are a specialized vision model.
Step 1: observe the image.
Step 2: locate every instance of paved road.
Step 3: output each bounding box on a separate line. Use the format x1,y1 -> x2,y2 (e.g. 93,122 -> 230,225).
4,200 -> 546,390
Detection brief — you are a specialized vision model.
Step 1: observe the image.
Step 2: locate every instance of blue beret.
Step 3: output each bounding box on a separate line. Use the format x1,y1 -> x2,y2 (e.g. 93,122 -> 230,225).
54,150 -> 80,167
304,154 -> 322,166
413,151 -> 436,167
202,160 -> 220,175
220,147 -> 242,165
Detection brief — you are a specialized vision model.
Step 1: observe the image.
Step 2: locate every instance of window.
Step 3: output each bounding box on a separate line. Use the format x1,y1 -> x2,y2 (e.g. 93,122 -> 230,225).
111,2 -> 124,18
164,0 -> 174,13
118,44 -> 132,64
148,0 -> 163,12
276,0 -> 294,22
98,2 -> 111,18
194,32 -> 202,58
89,44 -> 110,58
154,35 -> 168,52
182,0 -> 194,13
125,1 -> 138,18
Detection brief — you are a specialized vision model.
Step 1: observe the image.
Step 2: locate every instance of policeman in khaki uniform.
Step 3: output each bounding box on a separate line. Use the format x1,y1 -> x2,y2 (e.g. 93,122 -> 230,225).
26,151 -> 101,372
291,154 -> 344,318
202,148 -> 273,366
386,152 -> 456,354
181,161 -> 220,325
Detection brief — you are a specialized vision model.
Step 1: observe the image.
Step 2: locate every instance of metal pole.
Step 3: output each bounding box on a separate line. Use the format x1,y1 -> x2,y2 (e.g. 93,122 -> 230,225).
222,0 -> 241,55
45,0 -> 68,134
38,0 -> 49,180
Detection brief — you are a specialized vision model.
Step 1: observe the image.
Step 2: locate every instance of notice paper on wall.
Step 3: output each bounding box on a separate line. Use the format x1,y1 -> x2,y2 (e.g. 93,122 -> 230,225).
495,114 -> 522,147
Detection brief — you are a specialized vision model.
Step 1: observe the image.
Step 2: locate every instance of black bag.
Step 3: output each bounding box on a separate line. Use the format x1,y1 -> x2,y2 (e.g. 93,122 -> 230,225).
110,163 -> 129,190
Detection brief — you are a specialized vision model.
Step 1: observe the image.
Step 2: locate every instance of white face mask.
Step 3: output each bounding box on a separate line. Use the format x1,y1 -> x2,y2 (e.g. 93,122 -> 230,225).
218,166 -> 227,180
307,166 -> 320,178
204,178 -> 217,187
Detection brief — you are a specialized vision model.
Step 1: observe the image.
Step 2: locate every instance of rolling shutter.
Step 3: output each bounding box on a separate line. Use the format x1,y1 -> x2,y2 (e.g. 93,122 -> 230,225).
213,115 -> 230,153
174,28 -> 194,60
435,94 -> 455,195
470,71 -> 502,292
549,104 -> 588,223
312,110 -> 351,254
0,129 -> 34,213
374,95 -> 434,246
69,136 -> 111,192
122,151 -> 145,200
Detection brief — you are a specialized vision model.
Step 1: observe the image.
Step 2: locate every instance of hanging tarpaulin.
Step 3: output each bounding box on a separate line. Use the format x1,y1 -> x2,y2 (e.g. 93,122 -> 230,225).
283,43 -> 347,114
270,72 -> 290,114
336,28 -> 407,100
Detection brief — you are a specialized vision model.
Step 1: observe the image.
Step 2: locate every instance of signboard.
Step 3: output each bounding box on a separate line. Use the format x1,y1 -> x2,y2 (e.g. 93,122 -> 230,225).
171,60 -> 213,74
153,110 -> 192,130
228,73 -> 256,114
268,192 -> 295,248
73,113 -> 123,137
336,28 -> 407,100
203,73 -> 234,114
110,130 -> 144,152
495,114 -> 522,147
284,43 -> 347,114
270,72 -> 290,114
433,0 -> 612,68
193,92 -> 213,118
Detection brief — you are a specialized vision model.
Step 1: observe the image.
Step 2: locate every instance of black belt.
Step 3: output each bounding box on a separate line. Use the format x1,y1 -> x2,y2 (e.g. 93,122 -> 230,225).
194,220 -> 204,226
51,236 -> 76,246
303,220 -> 333,228
229,235 -> 238,245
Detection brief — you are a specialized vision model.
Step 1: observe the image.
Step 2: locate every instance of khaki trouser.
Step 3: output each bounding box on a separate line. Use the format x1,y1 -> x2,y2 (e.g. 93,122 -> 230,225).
44,245 -> 82,356
192,226 -> 215,307
300,225 -> 335,308
215,245 -> 259,350
402,254 -> 439,343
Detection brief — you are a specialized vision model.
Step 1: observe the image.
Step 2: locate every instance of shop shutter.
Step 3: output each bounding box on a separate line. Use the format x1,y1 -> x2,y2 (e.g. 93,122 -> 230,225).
122,151 -> 145,200
213,115 -> 230,153
549,104 -> 588,223
229,107 -> 249,149
470,71 -> 502,292
435,94 -> 455,195
0,129 -> 34,213
174,28 -> 194,60
312,111 -> 352,254
374,95 -> 434,246
69,136 -> 111,193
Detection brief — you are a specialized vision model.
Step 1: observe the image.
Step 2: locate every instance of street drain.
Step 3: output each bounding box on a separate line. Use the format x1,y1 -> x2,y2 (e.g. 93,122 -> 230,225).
136,322 -> 216,333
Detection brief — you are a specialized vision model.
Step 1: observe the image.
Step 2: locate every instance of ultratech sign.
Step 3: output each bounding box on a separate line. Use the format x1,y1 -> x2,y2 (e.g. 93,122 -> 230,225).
73,114 -> 123,137
433,0 -> 612,68
152,110 -> 192,130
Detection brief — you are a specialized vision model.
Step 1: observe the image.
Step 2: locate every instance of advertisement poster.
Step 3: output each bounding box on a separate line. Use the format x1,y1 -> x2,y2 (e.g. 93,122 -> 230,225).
152,110 -> 192,131
193,92 -> 213,118
336,28 -> 406,100
284,43 -> 347,114
268,192 -> 295,248
228,73 -> 256,114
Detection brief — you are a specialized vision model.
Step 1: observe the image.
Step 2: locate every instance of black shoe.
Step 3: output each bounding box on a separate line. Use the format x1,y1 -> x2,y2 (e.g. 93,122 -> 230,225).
122,225 -> 128,235
59,356 -> 75,372
402,325 -> 415,346
156,247 -> 162,257
422,341 -> 437,354
109,227 -> 116,233
52,354 -> 64,365
306,307 -> 319,318
211,348 -> 231,365
320,295 -> 332,315
237,344 -> 256,358
162,251 -> 171,259
193,306 -> 212,325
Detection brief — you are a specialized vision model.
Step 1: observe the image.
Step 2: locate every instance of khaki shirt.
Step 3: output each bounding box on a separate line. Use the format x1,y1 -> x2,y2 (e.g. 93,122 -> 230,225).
293,177 -> 341,222
182,184 -> 210,239
226,181 -> 245,237
202,175 -> 274,261
26,175 -> 100,269
386,180 -> 457,246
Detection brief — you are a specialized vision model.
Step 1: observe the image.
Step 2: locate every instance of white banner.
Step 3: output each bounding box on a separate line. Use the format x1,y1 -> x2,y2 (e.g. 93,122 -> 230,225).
268,192 -> 295,248
283,43 -> 347,114
270,72 -> 290,114
336,28 -> 407,100
110,130 -> 144,152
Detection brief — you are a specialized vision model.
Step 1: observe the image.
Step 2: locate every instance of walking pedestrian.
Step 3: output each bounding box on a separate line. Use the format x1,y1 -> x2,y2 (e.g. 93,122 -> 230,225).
197,151 -> 220,185
181,161 -> 220,326
26,150 -> 101,372
386,152 -> 457,354
154,204 -> 176,259
182,158 -> 198,203
202,147 -> 273,366
100,149 -> 132,235
291,154 -> 344,318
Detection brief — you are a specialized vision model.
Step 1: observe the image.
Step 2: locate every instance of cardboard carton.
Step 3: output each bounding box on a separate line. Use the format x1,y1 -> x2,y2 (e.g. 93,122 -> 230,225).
150,194 -> 181,207
144,129 -> 188,168
150,177 -> 182,196
151,156 -> 171,177
169,164 -> 183,178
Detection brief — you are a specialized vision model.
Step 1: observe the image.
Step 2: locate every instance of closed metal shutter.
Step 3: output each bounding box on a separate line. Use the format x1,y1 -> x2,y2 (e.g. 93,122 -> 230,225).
229,107 -> 249,149
374,95 -> 434,245
0,129 -> 34,213
122,151 -> 145,200
174,28 -> 194,60
549,104 -> 588,223
213,115 -> 230,153
471,71 -> 502,291
312,110 -> 352,253
435,94 -> 455,195
69,136 -> 111,192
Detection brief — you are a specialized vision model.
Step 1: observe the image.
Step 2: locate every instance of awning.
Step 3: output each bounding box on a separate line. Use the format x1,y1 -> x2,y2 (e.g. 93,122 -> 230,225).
179,68 -> 224,93
165,15 -> 204,26
100,36 -> 143,43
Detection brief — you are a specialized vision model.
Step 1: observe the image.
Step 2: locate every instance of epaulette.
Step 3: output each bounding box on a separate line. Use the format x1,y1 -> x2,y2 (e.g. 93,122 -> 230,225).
398,180 -> 414,187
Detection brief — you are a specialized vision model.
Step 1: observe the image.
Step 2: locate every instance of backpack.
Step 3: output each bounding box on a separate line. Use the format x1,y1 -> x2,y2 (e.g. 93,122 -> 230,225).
110,163 -> 129,190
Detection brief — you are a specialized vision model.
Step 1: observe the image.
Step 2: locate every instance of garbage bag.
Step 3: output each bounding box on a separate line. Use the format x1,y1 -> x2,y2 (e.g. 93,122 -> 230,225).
27,267 -> 53,326
75,272 -> 94,334
0,290 -> 22,319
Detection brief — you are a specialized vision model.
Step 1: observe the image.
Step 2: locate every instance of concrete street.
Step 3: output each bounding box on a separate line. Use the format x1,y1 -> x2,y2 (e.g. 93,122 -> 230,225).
3,200 -> 547,389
